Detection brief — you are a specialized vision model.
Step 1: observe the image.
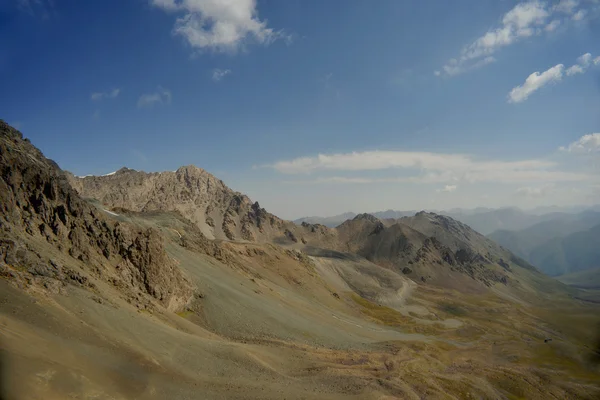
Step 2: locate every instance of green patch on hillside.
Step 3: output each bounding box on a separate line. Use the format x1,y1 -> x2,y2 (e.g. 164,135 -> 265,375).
557,267 -> 600,289
350,294 -> 411,326
438,302 -> 467,317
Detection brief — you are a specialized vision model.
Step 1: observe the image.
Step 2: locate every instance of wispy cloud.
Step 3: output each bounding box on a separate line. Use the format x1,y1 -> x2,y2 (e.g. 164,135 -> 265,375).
559,133 -> 600,153
435,56 -> 496,77
212,68 -> 231,81
264,150 -> 589,184
437,185 -> 458,193
150,0 -> 289,53
267,151 -> 551,174
18,0 -> 55,18
132,149 -> 149,163
516,184 -> 555,197
91,88 -> 120,101
544,19 -> 561,31
436,0 -> 592,77
508,52 -> 598,103
137,86 -> 172,108
572,9 -> 587,20
508,64 -> 564,103
554,0 -> 579,14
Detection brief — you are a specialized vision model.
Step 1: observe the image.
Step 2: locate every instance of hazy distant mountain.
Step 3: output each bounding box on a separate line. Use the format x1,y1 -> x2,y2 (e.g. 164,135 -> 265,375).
295,210 -> 419,227
557,267 -> 600,289
489,212 -> 600,276
372,209 -> 417,219
441,208 -> 565,236
294,212 -> 357,227
296,207 -> 595,236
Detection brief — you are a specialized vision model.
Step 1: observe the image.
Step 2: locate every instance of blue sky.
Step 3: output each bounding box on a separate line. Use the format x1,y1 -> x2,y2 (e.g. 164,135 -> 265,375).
1,0 -> 600,219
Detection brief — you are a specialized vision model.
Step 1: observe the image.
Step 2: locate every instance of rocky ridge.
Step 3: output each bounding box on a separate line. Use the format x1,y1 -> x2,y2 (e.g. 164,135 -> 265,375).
67,166 -> 297,242
0,120 -> 193,311
304,212 -> 537,289
61,137 -> 537,291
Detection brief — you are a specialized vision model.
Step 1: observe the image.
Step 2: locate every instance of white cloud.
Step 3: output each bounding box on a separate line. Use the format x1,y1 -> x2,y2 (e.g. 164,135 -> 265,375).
544,19 -> 561,31
572,9 -> 587,20
265,150 -> 590,185
437,185 -> 458,193
565,52 -> 594,75
137,86 -> 172,108
18,0 -> 54,17
507,64 -> 564,103
150,0 -> 286,53
510,52 -> 597,100
91,88 -> 120,101
516,184 -> 555,197
212,68 -> 231,81
438,1 -> 549,76
565,64 -> 585,75
442,56 -> 496,76
559,133 -> 600,153
578,52 -> 592,66
554,0 -> 579,14
437,1 -> 593,76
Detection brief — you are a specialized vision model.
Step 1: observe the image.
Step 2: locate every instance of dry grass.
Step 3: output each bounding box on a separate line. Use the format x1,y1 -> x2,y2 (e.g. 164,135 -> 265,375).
351,293 -> 412,326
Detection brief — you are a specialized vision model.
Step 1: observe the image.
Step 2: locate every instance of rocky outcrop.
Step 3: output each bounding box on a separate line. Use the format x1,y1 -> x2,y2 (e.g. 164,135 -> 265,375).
67,165 -> 294,242
0,120 -> 193,311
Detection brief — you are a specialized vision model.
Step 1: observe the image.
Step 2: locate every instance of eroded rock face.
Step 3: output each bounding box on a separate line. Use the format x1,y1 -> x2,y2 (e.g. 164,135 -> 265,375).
0,120 -> 193,311
66,164 -> 291,242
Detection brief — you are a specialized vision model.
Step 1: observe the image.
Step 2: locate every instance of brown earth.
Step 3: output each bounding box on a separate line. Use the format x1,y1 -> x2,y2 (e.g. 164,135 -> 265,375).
1,120 -> 600,399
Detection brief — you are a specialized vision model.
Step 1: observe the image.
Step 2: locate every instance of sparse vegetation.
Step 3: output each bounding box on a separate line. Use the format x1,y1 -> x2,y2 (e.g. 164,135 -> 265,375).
438,302 -> 467,317
351,293 -> 411,325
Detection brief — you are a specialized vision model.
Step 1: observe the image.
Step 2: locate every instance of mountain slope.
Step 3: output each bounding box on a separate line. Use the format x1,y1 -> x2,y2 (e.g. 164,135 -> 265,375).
300,212 -> 538,292
66,157 -> 545,293
557,267 -> 600,289
295,207 -> 573,236
68,166 -> 299,242
488,212 -> 600,276
528,224 -> 600,276
442,207 -> 565,235
0,121 -> 193,311
2,121 -> 600,399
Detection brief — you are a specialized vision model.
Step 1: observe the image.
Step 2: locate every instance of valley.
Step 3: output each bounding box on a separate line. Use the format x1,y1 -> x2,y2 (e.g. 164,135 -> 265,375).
1,120 -> 600,399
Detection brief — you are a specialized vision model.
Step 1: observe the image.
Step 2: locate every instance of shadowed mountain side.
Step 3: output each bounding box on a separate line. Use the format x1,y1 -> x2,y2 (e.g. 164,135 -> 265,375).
0,121 -> 193,312
489,213 -> 600,276
300,212 -> 539,293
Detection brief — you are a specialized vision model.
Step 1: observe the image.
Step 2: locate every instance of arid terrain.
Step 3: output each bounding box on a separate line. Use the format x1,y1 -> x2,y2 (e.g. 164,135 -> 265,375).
1,120 -> 600,399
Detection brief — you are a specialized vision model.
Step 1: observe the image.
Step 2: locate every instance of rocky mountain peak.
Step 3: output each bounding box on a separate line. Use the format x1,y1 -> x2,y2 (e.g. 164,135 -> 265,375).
67,162 -> 296,242
352,213 -> 381,223
115,167 -> 135,175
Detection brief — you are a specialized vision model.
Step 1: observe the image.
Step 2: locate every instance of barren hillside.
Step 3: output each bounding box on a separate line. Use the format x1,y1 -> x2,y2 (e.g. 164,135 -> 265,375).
1,121 -> 599,399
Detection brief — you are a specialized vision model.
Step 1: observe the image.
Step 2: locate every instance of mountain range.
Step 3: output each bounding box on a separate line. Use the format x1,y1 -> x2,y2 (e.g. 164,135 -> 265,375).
1,120 -> 599,399
67,169 -> 535,291
295,206 -> 600,234
489,212 -> 600,276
